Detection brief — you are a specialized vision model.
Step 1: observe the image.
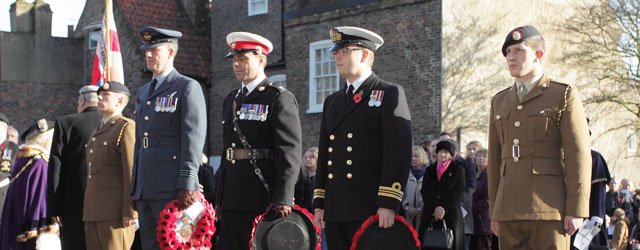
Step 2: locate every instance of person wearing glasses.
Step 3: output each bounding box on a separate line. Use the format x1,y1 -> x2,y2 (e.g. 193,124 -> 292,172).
313,26 -> 412,249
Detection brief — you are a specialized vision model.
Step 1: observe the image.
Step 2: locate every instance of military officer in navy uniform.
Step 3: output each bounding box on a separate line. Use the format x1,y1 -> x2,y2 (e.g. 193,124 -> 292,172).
215,32 -> 302,250
488,25 -> 591,249
312,26 -> 412,249
130,26 -> 207,249
0,112 -> 18,225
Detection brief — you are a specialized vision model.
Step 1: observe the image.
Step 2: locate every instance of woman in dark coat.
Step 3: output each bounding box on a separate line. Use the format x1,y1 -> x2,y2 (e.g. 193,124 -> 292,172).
472,148 -> 492,250
419,140 -> 466,250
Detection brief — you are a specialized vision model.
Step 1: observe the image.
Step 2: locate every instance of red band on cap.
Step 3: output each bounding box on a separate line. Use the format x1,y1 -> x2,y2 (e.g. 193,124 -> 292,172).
230,41 -> 271,54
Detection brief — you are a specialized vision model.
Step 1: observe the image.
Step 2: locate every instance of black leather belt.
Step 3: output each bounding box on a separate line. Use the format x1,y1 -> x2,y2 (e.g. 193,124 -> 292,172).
226,148 -> 273,161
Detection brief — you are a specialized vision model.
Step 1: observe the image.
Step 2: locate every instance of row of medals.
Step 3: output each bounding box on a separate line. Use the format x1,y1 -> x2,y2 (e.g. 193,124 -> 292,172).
237,104 -> 269,121
155,97 -> 178,113
368,90 -> 384,107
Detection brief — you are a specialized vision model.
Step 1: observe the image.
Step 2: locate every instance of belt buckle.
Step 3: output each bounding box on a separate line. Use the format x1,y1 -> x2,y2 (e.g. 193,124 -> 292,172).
512,144 -> 520,162
226,148 -> 234,161
142,137 -> 149,148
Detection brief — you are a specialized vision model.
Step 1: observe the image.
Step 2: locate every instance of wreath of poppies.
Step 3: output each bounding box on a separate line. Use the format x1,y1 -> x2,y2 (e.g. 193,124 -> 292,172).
156,193 -> 216,250
350,215 -> 420,250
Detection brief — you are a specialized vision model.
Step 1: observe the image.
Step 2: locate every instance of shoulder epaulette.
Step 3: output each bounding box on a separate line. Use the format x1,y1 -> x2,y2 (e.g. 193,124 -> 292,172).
494,86 -> 511,96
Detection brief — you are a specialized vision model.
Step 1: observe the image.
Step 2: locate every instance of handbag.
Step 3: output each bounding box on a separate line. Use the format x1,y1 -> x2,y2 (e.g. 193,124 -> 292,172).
422,218 -> 454,249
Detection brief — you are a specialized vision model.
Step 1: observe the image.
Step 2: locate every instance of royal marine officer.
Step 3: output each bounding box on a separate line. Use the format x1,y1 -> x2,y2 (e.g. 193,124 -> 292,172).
312,26 -> 412,249
84,81 -> 137,250
130,26 -> 207,249
215,31 -> 302,250
488,25 -> 591,249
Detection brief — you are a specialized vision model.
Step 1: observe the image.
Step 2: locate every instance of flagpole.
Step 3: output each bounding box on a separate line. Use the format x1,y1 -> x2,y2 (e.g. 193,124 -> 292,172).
104,0 -> 110,82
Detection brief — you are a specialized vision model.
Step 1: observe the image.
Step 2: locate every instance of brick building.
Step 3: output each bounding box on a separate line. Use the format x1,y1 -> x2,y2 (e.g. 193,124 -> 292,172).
0,0 -> 85,132
209,0 -> 443,154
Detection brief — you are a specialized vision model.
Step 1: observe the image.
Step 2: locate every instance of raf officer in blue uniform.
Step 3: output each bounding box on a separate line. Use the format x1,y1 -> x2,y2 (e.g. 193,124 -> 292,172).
130,26 -> 207,249
215,32 -> 302,250
312,26 -> 413,249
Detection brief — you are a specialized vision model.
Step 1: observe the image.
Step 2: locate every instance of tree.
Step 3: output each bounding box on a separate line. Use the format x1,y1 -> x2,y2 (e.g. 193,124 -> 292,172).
557,0 -> 640,169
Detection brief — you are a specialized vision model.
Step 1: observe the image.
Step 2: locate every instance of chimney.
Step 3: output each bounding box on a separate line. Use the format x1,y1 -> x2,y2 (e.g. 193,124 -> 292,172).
34,0 -> 52,37
9,0 -> 34,32
8,0 -> 52,36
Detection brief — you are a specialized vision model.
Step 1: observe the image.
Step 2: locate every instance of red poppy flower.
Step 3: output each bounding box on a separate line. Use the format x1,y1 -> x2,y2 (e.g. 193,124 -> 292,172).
156,193 -> 216,250
353,93 -> 362,103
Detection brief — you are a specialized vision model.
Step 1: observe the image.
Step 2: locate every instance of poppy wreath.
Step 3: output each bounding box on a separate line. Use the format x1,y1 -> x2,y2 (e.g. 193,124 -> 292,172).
350,215 -> 420,250
156,192 -> 216,250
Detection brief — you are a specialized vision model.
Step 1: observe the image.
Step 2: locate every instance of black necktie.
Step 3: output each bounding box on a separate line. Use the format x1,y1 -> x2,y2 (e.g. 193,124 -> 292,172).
242,87 -> 249,97
346,84 -> 355,101
149,79 -> 158,93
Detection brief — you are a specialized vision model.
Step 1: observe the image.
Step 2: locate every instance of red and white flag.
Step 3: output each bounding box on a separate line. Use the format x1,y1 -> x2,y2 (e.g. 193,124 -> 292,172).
91,0 -> 124,86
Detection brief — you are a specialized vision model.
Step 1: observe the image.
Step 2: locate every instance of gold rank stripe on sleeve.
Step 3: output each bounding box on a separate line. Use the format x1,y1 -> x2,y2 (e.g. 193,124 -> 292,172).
377,182 -> 403,202
313,189 -> 325,199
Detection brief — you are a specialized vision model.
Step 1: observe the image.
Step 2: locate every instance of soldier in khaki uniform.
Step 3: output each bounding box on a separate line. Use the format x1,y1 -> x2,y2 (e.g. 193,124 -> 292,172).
83,81 -> 137,250
488,25 -> 591,249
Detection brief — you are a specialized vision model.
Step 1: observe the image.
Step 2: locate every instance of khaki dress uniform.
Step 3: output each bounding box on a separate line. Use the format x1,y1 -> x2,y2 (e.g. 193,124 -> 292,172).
488,75 -> 591,249
83,115 -> 137,250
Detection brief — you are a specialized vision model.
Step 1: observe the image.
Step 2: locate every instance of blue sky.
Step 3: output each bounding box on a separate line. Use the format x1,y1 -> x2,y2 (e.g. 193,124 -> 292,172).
0,0 -> 86,37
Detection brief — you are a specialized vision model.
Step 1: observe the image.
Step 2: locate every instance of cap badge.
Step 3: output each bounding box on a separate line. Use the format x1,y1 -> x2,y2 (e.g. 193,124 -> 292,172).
230,42 -> 236,49
331,29 -> 343,42
103,82 -> 110,90
143,31 -> 152,42
512,30 -> 522,41
255,46 -> 262,54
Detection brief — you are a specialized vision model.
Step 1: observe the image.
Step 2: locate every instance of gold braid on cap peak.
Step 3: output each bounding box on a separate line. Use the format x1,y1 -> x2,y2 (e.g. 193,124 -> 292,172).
378,182 -> 403,202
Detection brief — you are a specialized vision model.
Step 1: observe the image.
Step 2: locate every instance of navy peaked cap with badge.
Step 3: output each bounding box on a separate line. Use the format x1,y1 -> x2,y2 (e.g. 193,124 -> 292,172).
98,81 -> 130,96
329,26 -> 384,52
0,112 -> 9,124
139,26 -> 182,49
502,25 -> 543,56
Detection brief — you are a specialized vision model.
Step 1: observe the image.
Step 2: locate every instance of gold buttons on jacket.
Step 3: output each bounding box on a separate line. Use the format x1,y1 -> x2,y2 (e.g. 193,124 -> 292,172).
347,133 -> 353,139
144,116 -> 149,121
496,115 -> 501,119
346,146 -> 353,152
231,143 -> 236,147
328,161 -> 333,166
328,147 -> 333,153
346,160 -> 352,166
231,160 -> 236,164
143,132 -> 149,136
328,173 -> 334,179
514,121 -> 521,127
329,135 -> 335,140
89,149 -> 94,154
103,141 -> 108,145
146,101 -> 151,105
517,105 -> 523,110
91,137 -> 96,142
88,162 -> 92,167
540,110 -> 545,114
513,139 -> 520,144
347,173 -> 353,179
173,156 -> 177,160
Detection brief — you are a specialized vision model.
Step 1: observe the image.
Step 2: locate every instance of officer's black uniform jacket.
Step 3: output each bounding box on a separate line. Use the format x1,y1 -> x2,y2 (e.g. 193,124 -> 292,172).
313,73 -> 412,222
216,79 -> 302,211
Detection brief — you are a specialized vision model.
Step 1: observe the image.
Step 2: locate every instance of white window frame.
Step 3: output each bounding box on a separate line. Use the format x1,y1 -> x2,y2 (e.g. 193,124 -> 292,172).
628,131 -> 637,152
248,0 -> 268,16
88,30 -> 100,49
269,74 -> 286,88
308,40 -> 339,113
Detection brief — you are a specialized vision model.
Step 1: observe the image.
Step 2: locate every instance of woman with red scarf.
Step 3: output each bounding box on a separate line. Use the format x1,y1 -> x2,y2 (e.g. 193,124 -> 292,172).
419,140 -> 466,250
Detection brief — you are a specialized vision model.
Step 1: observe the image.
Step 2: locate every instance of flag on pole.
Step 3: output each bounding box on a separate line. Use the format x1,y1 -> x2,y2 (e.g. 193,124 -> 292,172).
91,0 -> 124,86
